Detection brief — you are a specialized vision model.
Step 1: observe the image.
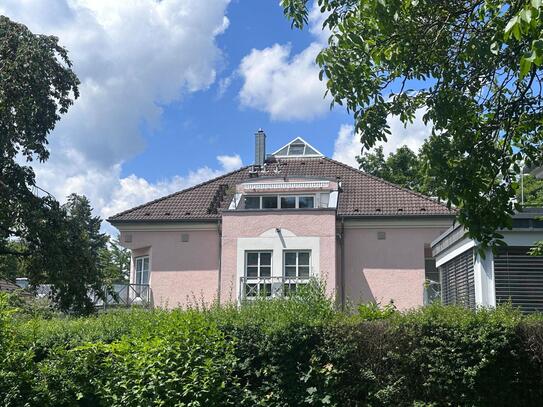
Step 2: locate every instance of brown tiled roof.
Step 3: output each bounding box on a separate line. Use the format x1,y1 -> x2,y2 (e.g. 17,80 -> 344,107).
108,157 -> 454,223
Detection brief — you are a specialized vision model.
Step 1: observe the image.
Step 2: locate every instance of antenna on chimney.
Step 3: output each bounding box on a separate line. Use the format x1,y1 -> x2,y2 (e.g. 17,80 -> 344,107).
254,128 -> 266,167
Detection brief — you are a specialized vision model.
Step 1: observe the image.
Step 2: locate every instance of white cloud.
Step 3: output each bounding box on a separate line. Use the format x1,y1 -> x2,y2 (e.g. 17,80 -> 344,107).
237,1 -> 331,121
238,43 -> 328,121
217,154 -> 243,171
332,124 -> 361,168
0,0 -> 232,230
332,110 -> 432,167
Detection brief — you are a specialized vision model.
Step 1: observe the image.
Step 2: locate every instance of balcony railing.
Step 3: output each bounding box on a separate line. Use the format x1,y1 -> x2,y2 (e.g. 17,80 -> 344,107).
91,283 -> 152,309
239,276 -> 310,301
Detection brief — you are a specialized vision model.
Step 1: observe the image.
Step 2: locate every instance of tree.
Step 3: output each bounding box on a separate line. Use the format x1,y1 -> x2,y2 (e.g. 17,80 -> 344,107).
358,145 -> 432,193
0,15 -> 79,258
23,194 -> 109,314
282,0 -> 543,249
519,174 -> 543,206
100,236 -> 131,283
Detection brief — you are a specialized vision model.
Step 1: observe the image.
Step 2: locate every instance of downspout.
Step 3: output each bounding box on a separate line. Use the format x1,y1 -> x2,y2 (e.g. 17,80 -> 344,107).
340,216 -> 345,310
217,219 -> 222,305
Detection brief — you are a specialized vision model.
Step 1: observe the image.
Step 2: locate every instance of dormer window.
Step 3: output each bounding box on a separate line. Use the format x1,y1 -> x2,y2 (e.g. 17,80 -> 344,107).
271,137 -> 324,158
242,195 -> 316,210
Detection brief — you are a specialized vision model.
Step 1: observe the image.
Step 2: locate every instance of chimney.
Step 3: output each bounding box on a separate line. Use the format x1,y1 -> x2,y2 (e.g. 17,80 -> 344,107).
254,128 -> 266,166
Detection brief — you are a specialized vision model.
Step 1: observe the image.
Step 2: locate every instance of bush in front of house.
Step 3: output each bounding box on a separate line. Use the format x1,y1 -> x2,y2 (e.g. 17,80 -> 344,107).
1,286 -> 543,407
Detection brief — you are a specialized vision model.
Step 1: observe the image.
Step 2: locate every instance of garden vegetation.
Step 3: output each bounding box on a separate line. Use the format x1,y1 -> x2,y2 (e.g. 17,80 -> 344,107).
1,284 -> 543,406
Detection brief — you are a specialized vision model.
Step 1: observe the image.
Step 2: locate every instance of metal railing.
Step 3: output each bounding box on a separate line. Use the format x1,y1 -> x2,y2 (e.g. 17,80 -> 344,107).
239,276 -> 310,301
91,283 -> 152,309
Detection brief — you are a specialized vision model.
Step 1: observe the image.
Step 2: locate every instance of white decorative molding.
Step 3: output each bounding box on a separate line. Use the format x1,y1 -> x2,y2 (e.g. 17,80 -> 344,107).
243,181 -> 330,190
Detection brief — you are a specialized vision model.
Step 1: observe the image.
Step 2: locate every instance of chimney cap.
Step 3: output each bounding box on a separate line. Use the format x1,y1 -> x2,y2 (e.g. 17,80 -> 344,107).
256,128 -> 265,133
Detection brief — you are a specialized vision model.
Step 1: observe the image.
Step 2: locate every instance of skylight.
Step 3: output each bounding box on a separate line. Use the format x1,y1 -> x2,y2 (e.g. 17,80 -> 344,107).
271,137 -> 324,158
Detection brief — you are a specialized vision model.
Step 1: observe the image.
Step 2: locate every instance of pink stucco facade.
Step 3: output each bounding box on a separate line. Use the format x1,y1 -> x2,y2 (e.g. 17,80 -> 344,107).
117,218 -> 451,310
122,228 -> 220,308
220,210 -> 337,303
342,223 -> 448,310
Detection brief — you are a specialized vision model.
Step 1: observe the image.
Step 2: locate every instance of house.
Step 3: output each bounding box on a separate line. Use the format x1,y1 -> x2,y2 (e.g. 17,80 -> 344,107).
431,166 -> 543,313
108,130 -> 455,310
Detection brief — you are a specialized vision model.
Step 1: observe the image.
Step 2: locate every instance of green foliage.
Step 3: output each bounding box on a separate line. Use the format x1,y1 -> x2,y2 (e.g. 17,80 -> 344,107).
280,0 -> 543,250
358,145 -> 436,194
99,236 -> 130,283
1,288 -> 543,406
520,174 -> 543,206
0,15 -> 79,261
0,17 -> 107,315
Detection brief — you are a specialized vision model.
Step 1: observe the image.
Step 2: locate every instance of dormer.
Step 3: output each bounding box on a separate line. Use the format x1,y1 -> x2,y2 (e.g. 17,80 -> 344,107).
228,177 -> 339,211
271,137 -> 324,158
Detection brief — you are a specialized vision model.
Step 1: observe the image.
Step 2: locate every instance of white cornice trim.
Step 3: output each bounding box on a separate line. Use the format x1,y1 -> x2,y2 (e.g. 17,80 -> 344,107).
114,222 -> 218,232
343,218 -> 453,229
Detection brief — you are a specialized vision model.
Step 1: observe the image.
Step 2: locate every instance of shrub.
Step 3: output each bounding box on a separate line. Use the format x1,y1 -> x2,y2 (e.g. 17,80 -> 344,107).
1,288 -> 543,406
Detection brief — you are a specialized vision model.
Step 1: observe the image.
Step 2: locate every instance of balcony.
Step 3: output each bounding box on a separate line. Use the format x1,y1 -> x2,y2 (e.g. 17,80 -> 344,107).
91,283 -> 152,309
239,276 -> 310,301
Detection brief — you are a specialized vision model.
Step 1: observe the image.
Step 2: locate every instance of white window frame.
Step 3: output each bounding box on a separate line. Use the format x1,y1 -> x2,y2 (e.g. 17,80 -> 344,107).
244,194 -> 316,210
283,250 -> 311,296
135,256 -> 150,285
244,251 -> 273,298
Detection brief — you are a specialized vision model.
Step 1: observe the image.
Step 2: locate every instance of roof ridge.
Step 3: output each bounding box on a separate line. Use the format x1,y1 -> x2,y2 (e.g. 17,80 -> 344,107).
107,165 -> 250,220
323,157 -> 450,210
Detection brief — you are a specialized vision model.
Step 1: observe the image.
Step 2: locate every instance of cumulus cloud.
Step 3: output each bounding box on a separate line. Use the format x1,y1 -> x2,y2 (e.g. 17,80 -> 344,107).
238,43 -> 327,120
332,110 -> 432,167
237,1 -> 332,121
0,0 -> 232,230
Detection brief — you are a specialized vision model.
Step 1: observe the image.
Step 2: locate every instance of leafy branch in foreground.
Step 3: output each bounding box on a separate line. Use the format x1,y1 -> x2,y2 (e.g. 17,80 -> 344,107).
281,0 -> 543,249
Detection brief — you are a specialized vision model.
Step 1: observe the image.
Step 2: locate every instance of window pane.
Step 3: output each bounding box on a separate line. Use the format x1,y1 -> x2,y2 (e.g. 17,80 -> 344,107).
285,252 -> 297,265
143,257 -> 149,271
260,252 -> 271,266
244,196 -> 260,209
260,266 -> 271,277
247,266 -> 258,277
280,196 -> 296,208
298,266 -> 310,277
298,252 -> 310,265
289,144 -> 305,155
299,196 -> 314,208
136,258 -> 143,272
247,252 -> 258,266
136,271 -> 142,285
285,266 -> 297,277
262,196 -> 278,209
141,271 -> 150,284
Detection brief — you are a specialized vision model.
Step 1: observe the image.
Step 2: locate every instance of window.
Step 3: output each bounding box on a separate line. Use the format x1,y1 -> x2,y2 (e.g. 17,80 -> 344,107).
243,195 -> 315,210
245,251 -> 272,297
262,196 -> 278,209
135,256 -> 149,285
298,196 -> 314,208
280,196 -> 296,208
283,251 -> 310,295
244,196 -> 260,209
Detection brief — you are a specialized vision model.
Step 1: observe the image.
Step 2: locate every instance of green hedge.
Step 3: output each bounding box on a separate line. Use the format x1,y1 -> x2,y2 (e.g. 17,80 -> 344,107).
1,289 -> 543,406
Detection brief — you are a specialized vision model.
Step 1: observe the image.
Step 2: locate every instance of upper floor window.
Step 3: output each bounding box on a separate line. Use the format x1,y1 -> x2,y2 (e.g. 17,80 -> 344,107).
243,195 -> 315,210
284,251 -> 311,278
135,256 -> 150,285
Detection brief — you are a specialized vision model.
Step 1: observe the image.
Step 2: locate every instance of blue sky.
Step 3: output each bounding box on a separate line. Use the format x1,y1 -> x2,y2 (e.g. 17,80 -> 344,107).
0,0 -> 430,227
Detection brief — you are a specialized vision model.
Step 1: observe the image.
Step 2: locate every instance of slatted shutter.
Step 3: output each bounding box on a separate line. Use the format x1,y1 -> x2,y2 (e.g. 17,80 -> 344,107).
494,247 -> 543,313
439,249 -> 475,308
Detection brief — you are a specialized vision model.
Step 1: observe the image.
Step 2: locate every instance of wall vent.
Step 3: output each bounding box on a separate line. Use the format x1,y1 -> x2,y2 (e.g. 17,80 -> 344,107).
181,233 -> 190,243
377,231 -> 386,240
124,233 -> 132,243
